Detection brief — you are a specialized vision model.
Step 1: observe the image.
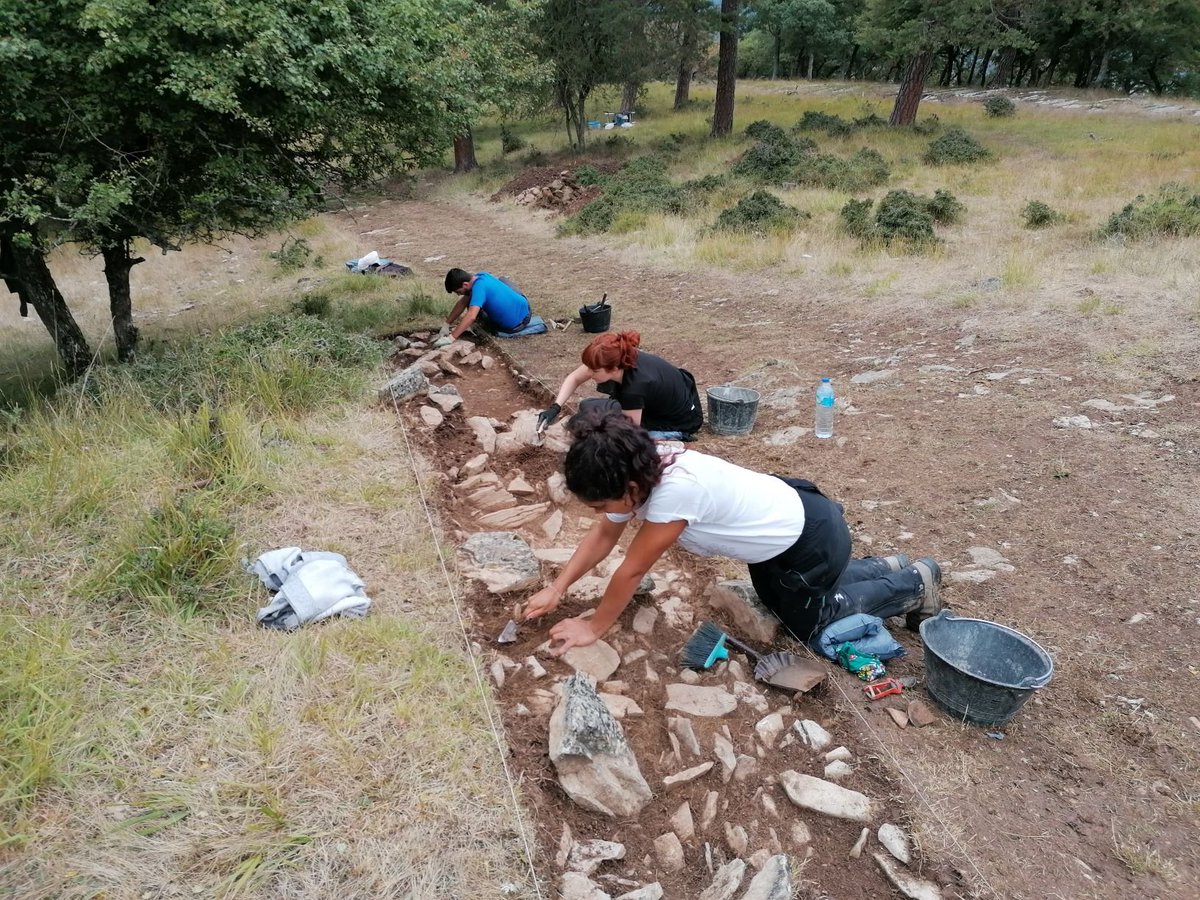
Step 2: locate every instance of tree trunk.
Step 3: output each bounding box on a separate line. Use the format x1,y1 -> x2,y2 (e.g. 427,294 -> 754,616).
573,90 -> 587,150
939,46 -> 956,86
888,50 -> 935,126
772,32 -> 780,80
673,17 -> 698,109
100,241 -> 144,363
989,47 -> 1017,87
1094,48 -> 1111,87
453,129 -> 478,173
807,52 -> 814,80
620,81 -> 639,116
710,0 -> 740,138
977,48 -> 993,86
965,47 -> 980,85
844,44 -> 860,79
1,232 -> 93,379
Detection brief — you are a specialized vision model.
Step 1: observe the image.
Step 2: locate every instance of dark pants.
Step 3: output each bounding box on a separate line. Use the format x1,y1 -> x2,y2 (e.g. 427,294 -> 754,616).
749,483 -> 925,640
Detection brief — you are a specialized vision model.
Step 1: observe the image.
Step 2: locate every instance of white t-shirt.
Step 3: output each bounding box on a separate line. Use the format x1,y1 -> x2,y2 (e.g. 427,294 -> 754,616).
606,449 -> 806,564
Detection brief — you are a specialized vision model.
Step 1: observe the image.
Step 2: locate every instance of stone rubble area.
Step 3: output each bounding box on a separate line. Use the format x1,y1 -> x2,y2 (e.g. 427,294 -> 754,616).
381,335 -> 950,899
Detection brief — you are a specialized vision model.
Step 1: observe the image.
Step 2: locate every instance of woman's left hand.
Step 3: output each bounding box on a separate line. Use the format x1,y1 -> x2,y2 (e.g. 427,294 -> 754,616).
548,616 -> 598,656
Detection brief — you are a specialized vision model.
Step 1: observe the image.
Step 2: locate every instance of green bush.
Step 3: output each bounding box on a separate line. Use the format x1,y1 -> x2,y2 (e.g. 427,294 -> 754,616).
681,174 -> 729,204
911,115 -> 941,135
1101,184 -> 1200,240
874,190 -> 938,245
839,198 -> 874,238
794,111 -> 853,137
852,112 -> 888,129
1021,200 -> 1065,229
745,119 -> 788,141
501,126 -> 527,154
840,188 -> 964,249
732,132 -> 810,182
574,165 -> 603,186
564,155 -> 690,235
269,238 -> 315,272
983,96 -> 1016,118
603,134 -> 635,152
714,191 -> 809,233
795,148 -> 890,192
925,189 -> 965,225
521,148 -> 548,166
923,127 -> 992,165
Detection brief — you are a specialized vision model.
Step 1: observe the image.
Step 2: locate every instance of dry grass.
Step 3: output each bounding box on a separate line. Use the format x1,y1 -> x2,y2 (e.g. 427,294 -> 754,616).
0,298 -> 536,897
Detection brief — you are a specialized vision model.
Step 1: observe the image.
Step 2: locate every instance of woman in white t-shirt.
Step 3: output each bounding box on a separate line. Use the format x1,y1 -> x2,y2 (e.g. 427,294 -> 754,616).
524,410 -> 942,654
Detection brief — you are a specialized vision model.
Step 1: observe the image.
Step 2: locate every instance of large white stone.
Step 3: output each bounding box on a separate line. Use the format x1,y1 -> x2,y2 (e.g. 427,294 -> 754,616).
459,531 -> 539,595
653,832 -> 685,871
632,606 -> 658,635
794,719 -> 833,751
874,853 -> 943,900
563,640 -> 620,681
755,712 -> 786,750
477,502 -> 551,529
466,416 -> 497,454
741,854 -> 791,900
698,859 -> 745,900
378,365 -> 428,402
713,732 -> 737,780
665,684 -> 737,717
669,801 -> 694,841
779,771 -> 879,823
549,675 -> 652,818
419,405 -> 443,428
706,580 -> 779,643
663,761 -> 714,789
699,790 -> 719,831
878,823 -> 912,864
614,885 -> 663,900
566,839 -> 626,875
667,717 -> 701,756
560,872 -> 612,900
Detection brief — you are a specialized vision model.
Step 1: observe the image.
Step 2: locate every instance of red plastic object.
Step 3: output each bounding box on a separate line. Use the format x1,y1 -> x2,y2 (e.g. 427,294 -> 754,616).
863,677 -> 904,700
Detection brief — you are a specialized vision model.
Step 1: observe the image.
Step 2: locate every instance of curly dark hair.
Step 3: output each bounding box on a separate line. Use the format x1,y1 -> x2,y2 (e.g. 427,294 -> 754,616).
564,409 -> 667,504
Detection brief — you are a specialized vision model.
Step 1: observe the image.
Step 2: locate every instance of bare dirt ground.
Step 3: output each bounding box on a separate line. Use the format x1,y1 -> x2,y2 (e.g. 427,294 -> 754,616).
352,187 -> 1200,899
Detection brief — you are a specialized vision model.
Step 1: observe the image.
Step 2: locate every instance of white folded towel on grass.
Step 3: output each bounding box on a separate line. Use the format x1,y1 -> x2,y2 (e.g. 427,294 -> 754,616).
250,547 -> 372,631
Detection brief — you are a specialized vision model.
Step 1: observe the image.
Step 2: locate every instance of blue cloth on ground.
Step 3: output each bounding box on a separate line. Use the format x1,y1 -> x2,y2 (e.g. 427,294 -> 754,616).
469,272 -> 531,332
815,613 -> 906,661
492,315 -> 547,338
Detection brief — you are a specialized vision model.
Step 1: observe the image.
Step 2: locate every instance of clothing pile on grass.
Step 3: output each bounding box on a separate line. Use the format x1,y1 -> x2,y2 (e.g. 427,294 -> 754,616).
345,250 -> 412,277
250,548 -> 372,631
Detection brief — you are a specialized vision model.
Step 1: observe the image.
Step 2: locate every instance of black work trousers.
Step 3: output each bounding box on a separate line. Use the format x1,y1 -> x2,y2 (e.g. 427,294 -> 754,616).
748,479 -> 925,640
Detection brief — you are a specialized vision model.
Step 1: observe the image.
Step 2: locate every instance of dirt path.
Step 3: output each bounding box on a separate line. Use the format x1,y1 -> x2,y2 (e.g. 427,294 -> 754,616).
353,196 -> 1200,898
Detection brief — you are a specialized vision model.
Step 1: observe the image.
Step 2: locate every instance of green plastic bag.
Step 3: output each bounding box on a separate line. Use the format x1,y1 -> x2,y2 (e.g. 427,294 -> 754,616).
836,642 -> 886,681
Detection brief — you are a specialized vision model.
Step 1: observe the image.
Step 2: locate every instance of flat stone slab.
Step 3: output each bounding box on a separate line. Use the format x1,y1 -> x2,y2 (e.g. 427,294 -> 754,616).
662,761 -> 714,789
706,580 -> 779,643
459,531 -> 539,595
698,859 -> 746,900
741,854 -> 791,900
780,771 -> 879,822
563,640 -> 620,681
378,365 -> 428,402
851,368 -> 897,384
874,853 -> 943,899
665,684 -> 737,717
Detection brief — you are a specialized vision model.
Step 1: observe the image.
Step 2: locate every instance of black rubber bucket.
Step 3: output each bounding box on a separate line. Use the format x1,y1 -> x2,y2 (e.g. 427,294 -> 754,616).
579,297 -> 611,333
919,611 -> 1054,727
706,385 -> 760,436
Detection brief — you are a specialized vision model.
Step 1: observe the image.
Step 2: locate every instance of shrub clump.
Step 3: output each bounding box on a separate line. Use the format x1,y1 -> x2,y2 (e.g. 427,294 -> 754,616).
501,126 -> 526,154
744,119 -> 788,141
983,96 -> 1016,118
911,115 -> 941,135
714,191 -> 809,233
1101,184 -> 1200,240
732,131 -> 811,183
565,155 -> 689,234
839,188 -> 965,249
681,174 -> 729,204
1021,200 -> 1065,229
794,148 -> 890,192
923,127 -> 992,165
574,164 -> 603,186
794,111 -> 854,137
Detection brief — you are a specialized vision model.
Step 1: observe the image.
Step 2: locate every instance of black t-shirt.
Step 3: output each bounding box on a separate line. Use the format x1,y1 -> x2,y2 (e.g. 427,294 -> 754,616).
595,351 -> 703,434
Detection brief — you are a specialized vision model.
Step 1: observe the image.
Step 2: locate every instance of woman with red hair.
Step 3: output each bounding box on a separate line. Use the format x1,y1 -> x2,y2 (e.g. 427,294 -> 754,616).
537,331 -> 703,440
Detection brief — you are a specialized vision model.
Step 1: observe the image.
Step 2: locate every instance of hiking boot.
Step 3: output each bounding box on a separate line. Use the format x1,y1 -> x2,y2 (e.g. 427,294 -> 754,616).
905,557 -> 943,631
884,554 -> 911,573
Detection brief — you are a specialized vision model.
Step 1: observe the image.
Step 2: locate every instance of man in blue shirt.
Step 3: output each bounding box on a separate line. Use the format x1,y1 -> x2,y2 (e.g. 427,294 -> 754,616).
436,267 -> 532,345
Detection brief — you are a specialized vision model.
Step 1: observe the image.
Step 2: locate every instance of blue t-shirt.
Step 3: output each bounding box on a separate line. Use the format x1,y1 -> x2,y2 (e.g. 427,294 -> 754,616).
469,272 -> 529,331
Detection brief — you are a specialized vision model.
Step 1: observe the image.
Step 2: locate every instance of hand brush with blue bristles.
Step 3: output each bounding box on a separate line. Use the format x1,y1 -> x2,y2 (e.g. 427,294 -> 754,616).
681,621 -> 763,670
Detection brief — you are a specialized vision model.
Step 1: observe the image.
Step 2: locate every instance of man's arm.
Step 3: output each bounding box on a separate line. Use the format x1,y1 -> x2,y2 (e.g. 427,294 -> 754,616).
445,297 -> 468,327
451,304 -> 481,340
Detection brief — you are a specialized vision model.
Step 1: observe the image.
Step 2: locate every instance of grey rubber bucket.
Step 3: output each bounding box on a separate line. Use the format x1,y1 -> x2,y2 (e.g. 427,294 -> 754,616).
919,611 -> 1054,727
706,385 -> 760,436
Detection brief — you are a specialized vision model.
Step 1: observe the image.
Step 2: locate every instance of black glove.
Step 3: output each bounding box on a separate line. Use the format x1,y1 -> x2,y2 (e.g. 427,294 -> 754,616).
536,403 -> 562,431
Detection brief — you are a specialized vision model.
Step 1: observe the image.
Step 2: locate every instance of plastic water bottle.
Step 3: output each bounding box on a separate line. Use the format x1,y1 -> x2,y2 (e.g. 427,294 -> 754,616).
815,378 -> 835,439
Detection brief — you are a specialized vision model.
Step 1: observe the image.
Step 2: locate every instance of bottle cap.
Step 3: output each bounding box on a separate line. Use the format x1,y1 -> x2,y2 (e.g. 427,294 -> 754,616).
821,377 -> 831,382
